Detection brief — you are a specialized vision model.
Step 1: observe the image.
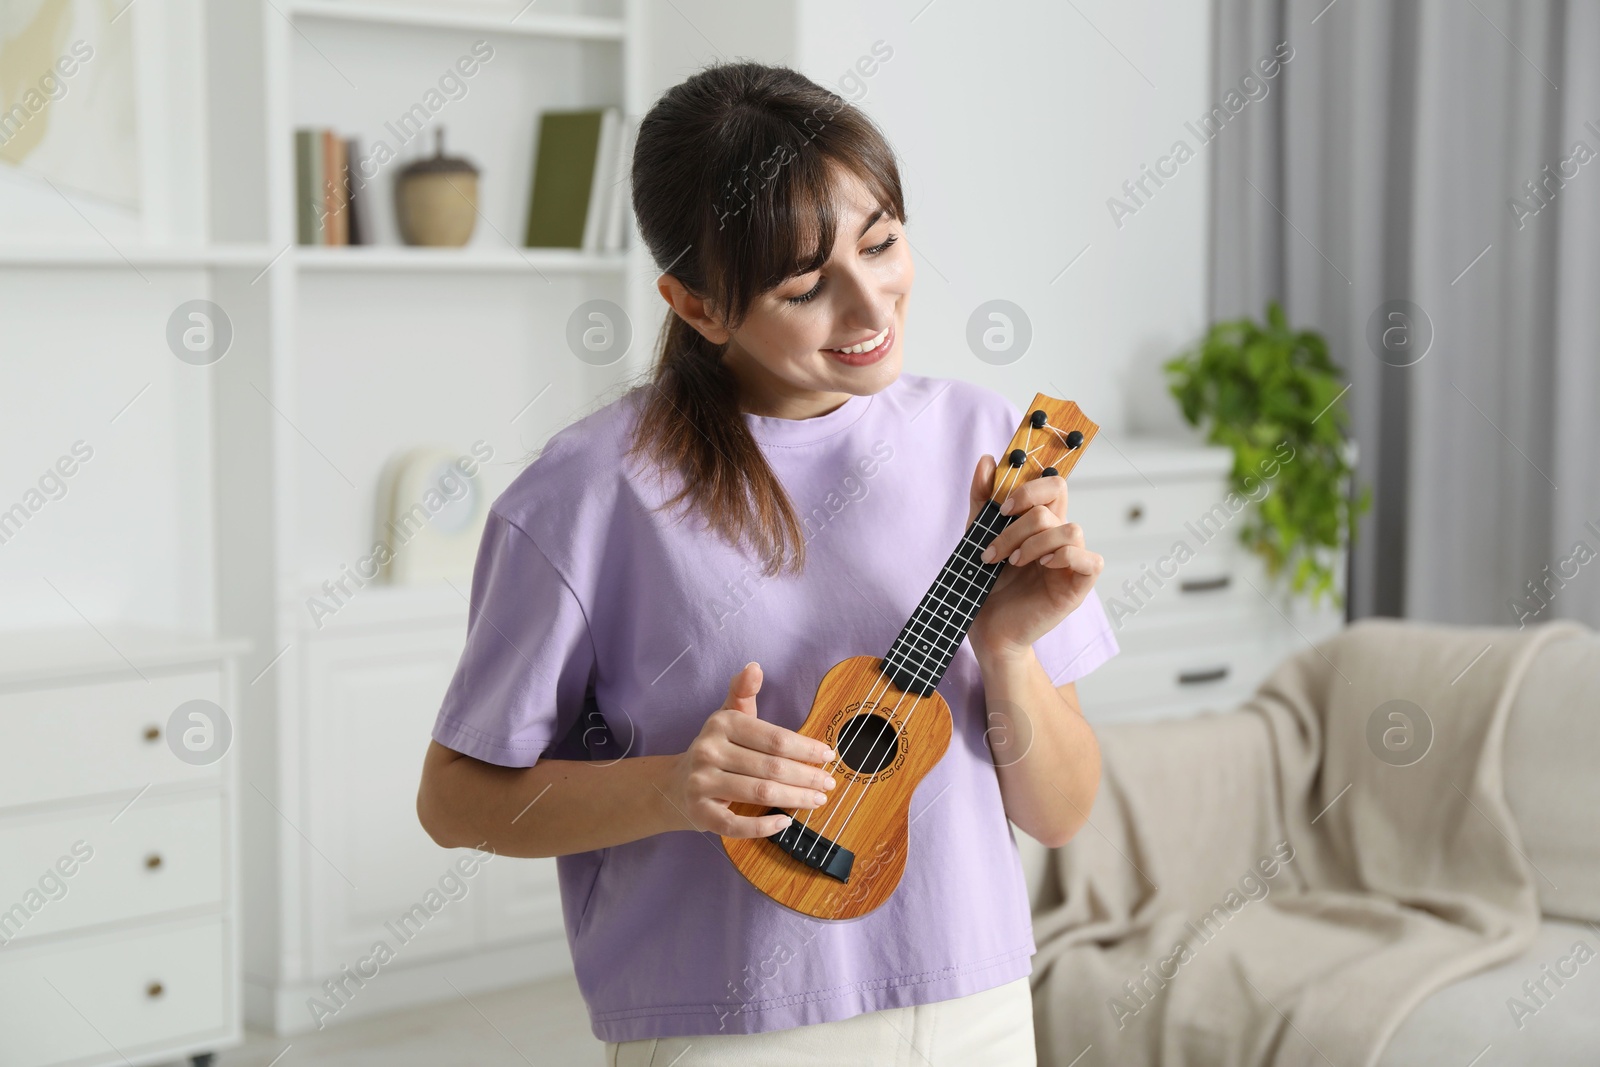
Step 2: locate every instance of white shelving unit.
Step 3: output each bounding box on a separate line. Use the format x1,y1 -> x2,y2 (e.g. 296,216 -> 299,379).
0,245 -> 281,267
289,1 -> 627,41
292,246 -> 630,273
0,0 -> 668,1041
199,0 -> 655,1036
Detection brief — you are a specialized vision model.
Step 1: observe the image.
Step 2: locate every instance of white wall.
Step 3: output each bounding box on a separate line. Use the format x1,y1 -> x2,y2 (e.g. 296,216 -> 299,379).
0,267 -> 217,631
641,0 -> 1213,435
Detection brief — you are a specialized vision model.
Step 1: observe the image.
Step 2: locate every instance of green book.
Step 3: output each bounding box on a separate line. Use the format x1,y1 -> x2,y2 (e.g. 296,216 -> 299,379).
524,109 -> 616,249
295,128 -> 324,246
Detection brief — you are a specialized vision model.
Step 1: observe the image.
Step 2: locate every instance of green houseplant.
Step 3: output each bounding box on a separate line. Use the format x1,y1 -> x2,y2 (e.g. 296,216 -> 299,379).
1163,300 -> 1371,609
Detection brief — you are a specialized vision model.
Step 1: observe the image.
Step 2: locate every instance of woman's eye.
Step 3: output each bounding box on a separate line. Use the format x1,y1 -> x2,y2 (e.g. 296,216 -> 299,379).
783,233 -> 897,305
786,279 -> 823,305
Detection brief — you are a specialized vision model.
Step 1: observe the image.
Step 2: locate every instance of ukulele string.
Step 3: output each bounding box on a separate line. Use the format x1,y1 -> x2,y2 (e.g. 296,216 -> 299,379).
813,423 -> 1081,856
809,428 -> 1077,865
789,444 -> 1041,829
784,454 -> 1024,844
785,655 -> 917,832
806,460 -> 1030,870
780,467 -> 1039,837
809,423 -> 1077,822
785,419 -> 1080,859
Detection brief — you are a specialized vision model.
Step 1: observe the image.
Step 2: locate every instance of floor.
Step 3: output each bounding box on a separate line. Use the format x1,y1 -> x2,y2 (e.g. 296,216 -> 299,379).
197,972 -> 601,1067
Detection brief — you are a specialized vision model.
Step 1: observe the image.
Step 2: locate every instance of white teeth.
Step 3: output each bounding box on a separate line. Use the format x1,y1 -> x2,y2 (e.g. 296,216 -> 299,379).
832,327 -> 889,355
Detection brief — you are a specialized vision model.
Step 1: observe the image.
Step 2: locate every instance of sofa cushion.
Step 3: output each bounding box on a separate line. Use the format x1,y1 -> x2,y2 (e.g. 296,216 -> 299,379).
1378,918 -> 1600,1066
1503,628 -> 1600,923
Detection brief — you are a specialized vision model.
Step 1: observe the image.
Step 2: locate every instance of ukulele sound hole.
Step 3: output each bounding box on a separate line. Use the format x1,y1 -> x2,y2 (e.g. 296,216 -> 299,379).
836,714 -> 900,775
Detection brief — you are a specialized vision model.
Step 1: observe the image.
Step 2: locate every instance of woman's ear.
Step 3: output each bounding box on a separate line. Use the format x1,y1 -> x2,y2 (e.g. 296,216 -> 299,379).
656,274 -> 731,345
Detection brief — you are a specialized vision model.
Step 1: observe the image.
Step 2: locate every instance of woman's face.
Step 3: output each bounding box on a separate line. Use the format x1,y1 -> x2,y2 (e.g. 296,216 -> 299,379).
718,167 -> 914,419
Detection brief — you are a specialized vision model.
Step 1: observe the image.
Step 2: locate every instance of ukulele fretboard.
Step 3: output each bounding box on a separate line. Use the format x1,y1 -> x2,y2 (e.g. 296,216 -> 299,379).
881,499 -> 1014,696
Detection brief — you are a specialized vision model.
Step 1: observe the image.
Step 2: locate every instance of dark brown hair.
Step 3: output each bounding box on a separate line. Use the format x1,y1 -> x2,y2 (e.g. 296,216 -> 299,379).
626,62 -> 907,577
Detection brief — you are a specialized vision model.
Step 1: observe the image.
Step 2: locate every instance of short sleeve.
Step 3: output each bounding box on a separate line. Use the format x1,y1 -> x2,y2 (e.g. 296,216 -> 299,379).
1032,585 -> 1120,685
431,509 -> 597,767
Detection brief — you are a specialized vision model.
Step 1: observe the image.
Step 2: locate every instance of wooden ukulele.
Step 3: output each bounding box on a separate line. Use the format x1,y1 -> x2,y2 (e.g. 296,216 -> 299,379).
722,393 -> 1099,919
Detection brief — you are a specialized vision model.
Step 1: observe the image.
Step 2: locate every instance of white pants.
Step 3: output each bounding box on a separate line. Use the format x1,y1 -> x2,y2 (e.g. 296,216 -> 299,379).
604,976 -> 1037,1066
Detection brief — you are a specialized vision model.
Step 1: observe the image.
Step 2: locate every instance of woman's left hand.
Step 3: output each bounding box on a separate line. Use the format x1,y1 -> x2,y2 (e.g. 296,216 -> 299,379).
964,453 -> 1104,661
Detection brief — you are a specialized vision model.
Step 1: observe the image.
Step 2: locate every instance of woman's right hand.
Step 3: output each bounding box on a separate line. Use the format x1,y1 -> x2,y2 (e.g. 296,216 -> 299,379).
662,661 -> 839,838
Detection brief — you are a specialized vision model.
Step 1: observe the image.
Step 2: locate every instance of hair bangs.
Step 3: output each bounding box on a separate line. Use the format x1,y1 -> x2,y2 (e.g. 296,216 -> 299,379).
700,107 -> 905,328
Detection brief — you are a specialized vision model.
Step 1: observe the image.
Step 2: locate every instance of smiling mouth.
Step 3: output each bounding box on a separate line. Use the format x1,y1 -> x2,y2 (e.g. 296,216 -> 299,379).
825,325 -> 890,355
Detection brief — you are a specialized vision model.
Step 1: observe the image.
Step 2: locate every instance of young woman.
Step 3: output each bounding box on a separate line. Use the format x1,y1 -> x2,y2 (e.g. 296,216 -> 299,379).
417,62 -> 1117,1065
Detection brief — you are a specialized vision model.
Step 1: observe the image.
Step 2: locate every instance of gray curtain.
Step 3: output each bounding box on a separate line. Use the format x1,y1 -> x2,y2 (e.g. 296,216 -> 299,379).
1209,0 -> 1600,628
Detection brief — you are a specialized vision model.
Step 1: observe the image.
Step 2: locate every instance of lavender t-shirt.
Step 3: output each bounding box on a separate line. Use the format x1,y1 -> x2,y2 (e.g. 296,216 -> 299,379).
431,372 -> 1119,1042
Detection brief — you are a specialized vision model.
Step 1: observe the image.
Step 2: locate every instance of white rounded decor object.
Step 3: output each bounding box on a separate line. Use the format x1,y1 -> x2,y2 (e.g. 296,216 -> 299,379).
376,445 -> 488,585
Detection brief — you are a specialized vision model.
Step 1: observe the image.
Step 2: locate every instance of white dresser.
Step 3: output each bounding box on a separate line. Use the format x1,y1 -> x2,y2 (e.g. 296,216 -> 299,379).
1067,437 -> 1346,722
0,628 -> 247,1067
242,584 -> 569,1035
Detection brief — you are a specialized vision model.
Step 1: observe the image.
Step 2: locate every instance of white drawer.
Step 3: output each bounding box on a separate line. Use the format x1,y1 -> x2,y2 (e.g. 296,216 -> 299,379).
0,917 -> 227,1066
1069,478 -> 1235,541
1096,546 -> 1240,619
0,793 -> 223,944
1105,602 -> 1269,657
0,672 -> 223,809
1076,634 -> 1280,713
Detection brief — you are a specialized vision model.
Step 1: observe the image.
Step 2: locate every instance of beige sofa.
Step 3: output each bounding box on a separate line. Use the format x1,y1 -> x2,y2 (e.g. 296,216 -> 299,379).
1018,625 -> 1600,1065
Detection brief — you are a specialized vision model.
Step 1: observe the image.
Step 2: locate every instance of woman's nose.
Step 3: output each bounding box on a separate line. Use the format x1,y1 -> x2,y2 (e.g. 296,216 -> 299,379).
833,266 -> 889,331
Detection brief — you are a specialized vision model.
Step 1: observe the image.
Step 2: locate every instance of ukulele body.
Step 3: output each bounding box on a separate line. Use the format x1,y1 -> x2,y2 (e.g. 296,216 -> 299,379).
722,654 -> 952,921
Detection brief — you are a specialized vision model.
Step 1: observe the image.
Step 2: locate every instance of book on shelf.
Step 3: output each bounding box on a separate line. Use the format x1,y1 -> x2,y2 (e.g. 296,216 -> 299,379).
345,137 -> 367,246
294,126 -> 370,246
294,129 -> 322,245
524,107 -> 631,253
323,130 -> 348,246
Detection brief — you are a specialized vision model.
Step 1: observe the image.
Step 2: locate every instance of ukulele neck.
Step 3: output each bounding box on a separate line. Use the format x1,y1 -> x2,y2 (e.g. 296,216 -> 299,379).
878,394 -> 1099,699
881,499 -> 1014,697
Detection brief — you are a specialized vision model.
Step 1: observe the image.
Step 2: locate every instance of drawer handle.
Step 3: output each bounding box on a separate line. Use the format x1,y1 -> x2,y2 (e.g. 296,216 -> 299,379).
145,853 -> 163,870
143,725 -> 161,743
146,981 -> 164,999
1180,575 -> 1231,594
1126,503 -> 1144,523
1177,666 -> 1230,685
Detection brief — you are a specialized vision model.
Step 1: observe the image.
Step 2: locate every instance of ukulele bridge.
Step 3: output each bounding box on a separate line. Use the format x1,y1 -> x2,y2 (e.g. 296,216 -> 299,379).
765,810 -> 854,883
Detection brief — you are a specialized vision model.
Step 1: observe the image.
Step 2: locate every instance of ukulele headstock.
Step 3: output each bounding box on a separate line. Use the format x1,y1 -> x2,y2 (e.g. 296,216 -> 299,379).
985,394 -> 1099,506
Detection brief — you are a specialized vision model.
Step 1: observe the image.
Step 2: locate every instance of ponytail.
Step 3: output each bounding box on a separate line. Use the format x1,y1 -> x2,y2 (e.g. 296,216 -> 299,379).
628,314 -> 809,578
